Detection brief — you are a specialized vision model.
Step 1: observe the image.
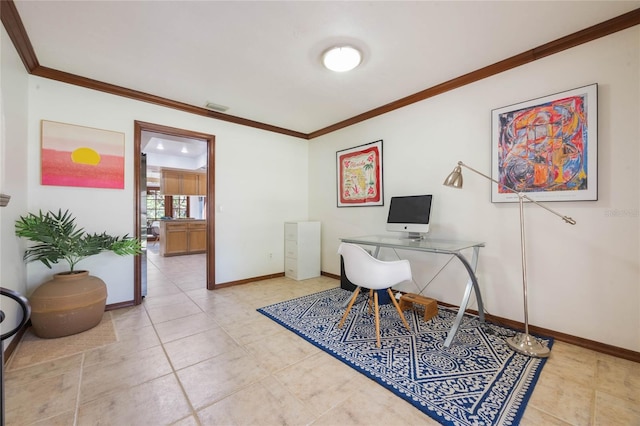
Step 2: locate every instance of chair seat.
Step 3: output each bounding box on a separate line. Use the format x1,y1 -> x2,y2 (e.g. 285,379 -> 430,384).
337,243 -> 412,347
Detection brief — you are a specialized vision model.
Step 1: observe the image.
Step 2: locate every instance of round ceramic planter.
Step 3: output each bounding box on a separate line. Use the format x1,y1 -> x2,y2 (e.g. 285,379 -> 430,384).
28,271 -> 107,338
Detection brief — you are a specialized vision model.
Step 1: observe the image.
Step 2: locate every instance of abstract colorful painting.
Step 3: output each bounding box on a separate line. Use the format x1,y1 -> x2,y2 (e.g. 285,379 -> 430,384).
336,140 -> 383,207
491,84 -> 597,202
41,120 -> 125,189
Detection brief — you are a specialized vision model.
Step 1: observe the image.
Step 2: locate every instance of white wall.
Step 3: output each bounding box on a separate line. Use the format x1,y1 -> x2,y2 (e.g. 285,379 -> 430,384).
0,27 -> 30,346
309,27 -> 640,352
23,76 -> 309,304
3,20 -> 638,354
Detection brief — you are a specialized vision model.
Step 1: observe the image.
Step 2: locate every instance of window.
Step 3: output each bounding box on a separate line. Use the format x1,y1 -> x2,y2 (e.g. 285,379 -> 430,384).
146,188 -> 165,221
172,196 -> 188,218
147,187 -> 189,220
147,187 -> 190,220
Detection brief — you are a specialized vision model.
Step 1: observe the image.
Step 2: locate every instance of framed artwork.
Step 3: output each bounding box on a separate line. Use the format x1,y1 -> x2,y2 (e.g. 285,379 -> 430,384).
336,140 -> 383,207
41,120 -> 125,189
491,84 -> 597,202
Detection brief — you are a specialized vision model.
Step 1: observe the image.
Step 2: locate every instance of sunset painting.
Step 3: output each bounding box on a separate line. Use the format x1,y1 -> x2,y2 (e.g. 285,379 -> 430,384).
41,120 -> 125,189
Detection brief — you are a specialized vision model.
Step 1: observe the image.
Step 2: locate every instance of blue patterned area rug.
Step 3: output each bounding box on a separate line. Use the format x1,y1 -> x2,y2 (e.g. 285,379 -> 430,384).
257,287 -> 552,426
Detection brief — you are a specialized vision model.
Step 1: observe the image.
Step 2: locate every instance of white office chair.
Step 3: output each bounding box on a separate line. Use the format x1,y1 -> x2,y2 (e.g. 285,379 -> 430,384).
337,242 -> 411,348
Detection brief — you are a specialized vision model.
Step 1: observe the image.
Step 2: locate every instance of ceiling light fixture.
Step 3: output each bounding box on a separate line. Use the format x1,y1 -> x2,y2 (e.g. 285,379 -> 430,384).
181,146 -> 188,154
322,46 -> 362,72
157,142 -> 164,150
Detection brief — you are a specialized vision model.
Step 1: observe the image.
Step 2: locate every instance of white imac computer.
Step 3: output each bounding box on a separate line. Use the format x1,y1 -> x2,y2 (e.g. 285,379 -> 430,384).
386,195 -> 433,239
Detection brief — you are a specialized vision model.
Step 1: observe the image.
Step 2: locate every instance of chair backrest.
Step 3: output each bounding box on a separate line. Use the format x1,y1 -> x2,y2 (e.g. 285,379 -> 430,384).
338,243 -> 412,290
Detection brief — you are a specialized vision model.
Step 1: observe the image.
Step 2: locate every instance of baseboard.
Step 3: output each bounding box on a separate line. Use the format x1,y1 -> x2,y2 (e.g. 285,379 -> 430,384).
321,271 -> 340,280
2,320 -> 30,366
64,270 -> 640,364
325,271 -> 640,363
435,301 -> 640,363
106,300 -> 135,311
213,272 -> 285,289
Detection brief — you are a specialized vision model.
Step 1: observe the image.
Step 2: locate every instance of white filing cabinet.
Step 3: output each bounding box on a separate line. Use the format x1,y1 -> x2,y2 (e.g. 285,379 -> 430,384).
284,221 -> 321,280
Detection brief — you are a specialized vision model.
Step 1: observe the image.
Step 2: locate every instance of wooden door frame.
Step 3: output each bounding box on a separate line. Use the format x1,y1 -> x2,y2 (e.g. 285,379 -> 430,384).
133,121 -> 216,304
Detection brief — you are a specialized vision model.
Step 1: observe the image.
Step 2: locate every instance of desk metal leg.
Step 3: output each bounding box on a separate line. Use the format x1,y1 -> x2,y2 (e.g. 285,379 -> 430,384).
444,247 -> 485,347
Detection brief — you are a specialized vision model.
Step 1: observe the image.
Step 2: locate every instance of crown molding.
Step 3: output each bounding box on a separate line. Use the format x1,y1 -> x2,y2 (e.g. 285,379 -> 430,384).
308,8 -> 640,139
30,65 -> 307,139
1,0 -> 38,71
2,1 -> 638,140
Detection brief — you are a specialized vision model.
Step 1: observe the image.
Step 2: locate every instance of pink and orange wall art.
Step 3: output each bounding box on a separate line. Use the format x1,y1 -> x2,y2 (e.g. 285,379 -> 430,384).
41,120 -> 125,189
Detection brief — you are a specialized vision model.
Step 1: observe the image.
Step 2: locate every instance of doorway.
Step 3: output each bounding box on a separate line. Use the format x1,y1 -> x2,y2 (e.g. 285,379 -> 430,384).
133,121 -> 216,304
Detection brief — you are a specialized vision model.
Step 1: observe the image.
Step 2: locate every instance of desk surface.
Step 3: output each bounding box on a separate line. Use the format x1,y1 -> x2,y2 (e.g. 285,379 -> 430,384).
340,234 -> 486,348
340,235 -> 484,253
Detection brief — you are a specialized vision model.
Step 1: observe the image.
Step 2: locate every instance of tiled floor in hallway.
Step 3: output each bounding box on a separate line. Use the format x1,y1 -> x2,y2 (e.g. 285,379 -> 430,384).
4,247 -> 640,425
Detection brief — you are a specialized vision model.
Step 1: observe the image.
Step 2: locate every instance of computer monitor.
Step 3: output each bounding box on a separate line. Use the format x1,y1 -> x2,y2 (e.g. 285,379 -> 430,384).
386,195 -> 433,238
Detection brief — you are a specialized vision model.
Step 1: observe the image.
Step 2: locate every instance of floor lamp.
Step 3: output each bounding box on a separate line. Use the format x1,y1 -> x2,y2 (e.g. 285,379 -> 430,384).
443,161 -> 576,358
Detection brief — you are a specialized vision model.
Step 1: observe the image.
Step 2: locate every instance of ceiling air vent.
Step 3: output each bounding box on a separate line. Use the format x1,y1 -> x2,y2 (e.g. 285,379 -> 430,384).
204,102 -> 229,113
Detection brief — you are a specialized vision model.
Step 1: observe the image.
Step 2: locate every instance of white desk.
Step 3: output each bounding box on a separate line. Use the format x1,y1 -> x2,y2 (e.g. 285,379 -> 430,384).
340,235 -> 485,347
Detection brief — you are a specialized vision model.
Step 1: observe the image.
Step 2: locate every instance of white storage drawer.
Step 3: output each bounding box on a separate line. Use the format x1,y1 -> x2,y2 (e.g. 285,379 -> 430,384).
284,257 -> 298,278
285,240 -> 298,259
284,221 -> 321,281
284,223 -> 298,241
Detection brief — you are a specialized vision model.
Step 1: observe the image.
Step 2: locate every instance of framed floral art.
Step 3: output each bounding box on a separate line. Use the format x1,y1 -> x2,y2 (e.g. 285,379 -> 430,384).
336,140 -> 383,207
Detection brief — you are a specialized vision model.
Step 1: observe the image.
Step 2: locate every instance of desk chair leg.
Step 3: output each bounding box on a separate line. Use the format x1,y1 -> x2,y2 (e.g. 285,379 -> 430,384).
387,289 -> 410,331
339,287 -> 361,329
373,291 -> 381,348
368,289 -> 374,314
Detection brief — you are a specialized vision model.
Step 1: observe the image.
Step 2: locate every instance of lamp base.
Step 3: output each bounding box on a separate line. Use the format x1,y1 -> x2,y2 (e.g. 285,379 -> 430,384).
506,333 -> 551,358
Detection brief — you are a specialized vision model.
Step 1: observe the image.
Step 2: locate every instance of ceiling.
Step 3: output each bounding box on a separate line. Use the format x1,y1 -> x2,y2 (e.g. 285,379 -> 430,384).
11,1 -> 640,135
141,131 -> 207,158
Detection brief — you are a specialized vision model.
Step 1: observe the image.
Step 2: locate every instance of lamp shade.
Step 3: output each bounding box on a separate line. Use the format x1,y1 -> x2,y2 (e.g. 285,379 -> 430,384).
443,165 -> 463,188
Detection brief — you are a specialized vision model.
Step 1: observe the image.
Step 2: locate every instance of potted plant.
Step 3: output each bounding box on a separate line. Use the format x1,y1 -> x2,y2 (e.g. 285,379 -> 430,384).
15,209 -> 141,338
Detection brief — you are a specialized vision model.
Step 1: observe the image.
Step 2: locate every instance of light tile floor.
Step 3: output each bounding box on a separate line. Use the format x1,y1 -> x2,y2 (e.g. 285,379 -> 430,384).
4,247 -> 640,425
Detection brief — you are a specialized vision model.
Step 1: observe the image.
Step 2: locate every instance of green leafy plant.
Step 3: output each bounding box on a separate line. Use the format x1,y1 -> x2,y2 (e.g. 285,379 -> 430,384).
15,209 -> 142,273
